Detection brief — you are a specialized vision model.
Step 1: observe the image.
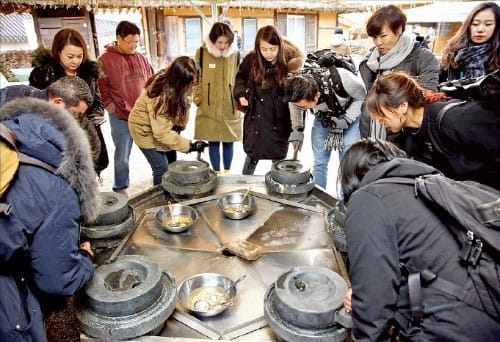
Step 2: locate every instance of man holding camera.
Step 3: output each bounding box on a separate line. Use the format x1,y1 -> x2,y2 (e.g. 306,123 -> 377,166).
285,58 -> 366,190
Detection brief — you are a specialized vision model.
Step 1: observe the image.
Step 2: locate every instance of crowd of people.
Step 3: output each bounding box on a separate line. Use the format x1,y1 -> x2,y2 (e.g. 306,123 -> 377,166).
1,1 -> 499,340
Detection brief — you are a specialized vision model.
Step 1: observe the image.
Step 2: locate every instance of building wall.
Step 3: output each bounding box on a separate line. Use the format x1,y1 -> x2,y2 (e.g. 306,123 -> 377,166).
433,22 -> 462,55
162,6 -> 327,58
318,12 -> 338,50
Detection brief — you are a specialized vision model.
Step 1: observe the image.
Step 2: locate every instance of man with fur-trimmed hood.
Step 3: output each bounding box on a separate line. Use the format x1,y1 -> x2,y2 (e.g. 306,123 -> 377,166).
0,98 -> 99,341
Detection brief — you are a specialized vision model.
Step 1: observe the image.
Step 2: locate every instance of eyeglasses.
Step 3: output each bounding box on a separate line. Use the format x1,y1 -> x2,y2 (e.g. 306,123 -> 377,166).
120,37 -> 140,46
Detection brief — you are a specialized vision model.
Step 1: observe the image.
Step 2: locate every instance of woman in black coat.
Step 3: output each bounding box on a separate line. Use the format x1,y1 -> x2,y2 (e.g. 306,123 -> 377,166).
339,139 -> 499,341
365,71 -> 500,190
29,28 -> 109,176
234,26 -> 303,175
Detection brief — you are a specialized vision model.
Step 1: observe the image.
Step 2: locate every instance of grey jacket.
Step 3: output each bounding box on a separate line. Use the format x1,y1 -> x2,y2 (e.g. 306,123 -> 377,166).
290,67 -> 366,130
358,44 -> 440,139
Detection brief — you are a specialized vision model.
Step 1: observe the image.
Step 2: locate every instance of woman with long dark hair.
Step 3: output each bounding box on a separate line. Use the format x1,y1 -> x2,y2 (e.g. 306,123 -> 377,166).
234,25 -> 303,175
128,56 -> 208,185
364,71 -> 499,189
440,1 -> 500,81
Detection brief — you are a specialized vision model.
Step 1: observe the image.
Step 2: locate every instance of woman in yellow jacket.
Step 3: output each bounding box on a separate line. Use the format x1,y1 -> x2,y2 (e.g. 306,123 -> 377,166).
129,56 -> 208,185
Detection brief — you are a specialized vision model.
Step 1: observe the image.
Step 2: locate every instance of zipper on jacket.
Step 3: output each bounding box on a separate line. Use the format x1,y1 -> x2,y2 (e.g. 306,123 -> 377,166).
208,83 -> 211,105
229,84 -> 235,113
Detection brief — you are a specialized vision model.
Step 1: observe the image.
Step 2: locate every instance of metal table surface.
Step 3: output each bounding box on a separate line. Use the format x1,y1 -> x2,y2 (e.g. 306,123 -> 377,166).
95,174 -> 346,341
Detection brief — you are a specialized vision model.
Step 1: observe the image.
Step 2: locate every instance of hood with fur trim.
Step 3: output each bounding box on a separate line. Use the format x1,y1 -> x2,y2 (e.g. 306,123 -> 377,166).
203,35 -> 238,58
0,98 -> 100,223
283,37 -> 305,74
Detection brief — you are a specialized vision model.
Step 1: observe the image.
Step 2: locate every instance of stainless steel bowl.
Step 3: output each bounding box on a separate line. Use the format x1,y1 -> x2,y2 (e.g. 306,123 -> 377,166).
154,204 -> 198,233
177,273 -> 238,317
217,192 -> 257,220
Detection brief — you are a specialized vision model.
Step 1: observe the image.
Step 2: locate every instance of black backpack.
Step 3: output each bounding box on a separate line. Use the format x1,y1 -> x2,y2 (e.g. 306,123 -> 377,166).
301,49 -> 357,125
376,174 -> 500,323
304,49 -> 357,97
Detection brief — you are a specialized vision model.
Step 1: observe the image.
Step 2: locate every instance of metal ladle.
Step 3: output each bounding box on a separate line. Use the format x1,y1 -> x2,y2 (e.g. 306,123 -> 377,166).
234,188 -> 252,212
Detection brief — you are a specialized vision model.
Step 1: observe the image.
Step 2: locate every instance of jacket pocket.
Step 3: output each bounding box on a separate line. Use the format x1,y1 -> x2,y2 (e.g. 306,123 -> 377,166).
0,276 -> 41,339
138,124 -> 153,137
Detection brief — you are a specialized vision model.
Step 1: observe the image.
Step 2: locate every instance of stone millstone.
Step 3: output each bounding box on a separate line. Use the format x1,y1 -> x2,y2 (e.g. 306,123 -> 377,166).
264,283 -> 348,342
272,266 -> 348,330
76,255 -> 177,340
271,159 -> 311,185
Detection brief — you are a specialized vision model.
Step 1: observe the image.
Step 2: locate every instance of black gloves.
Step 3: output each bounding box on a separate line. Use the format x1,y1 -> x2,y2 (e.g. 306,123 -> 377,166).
331,117 -> 349,130
189,140 -> 208,153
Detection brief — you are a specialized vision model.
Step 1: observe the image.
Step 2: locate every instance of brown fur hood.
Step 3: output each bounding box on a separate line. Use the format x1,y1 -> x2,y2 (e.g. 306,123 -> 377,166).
283,37 -> 305,74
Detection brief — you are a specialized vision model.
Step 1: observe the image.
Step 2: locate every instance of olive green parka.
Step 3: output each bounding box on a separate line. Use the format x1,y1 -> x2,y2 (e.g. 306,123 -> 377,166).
193,36 -> 242,142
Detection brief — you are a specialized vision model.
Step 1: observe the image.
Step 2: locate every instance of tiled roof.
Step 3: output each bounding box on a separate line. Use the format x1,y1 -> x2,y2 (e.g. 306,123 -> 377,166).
0,13 -> 29,42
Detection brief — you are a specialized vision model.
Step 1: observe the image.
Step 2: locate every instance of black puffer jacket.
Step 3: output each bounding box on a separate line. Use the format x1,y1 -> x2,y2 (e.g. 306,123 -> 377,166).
346,158 -> 499,341
234,52 -> 291,160
29,47 -> 109,175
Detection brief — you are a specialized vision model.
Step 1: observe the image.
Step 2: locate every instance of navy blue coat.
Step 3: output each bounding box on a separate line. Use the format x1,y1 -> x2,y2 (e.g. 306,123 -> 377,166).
0,99 -> 99,341
0,85 -> 46,107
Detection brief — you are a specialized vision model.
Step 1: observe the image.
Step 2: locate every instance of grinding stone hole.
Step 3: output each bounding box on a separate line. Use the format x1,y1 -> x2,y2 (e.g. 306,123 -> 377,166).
221,248 -> 236,257
293,277 -> 306,292
104,198 -> 117,207
104,269 -> 143,291
281,164 -> 299,172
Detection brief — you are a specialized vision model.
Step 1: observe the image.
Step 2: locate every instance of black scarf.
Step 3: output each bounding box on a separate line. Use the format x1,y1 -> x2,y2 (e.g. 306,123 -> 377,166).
454,42 -> 492,79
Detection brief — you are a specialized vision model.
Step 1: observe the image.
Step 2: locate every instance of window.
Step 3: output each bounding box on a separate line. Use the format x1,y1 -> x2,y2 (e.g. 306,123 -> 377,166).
243,18 -> 257,51
185,17 -> 201,55
277,13 -> 316,53
286,15 -> 306,52
437,22 -> 452,36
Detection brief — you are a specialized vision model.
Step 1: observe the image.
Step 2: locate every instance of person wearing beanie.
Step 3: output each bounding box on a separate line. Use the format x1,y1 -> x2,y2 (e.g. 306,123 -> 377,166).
285,62 -> 366,190
329,27 -> 352,56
